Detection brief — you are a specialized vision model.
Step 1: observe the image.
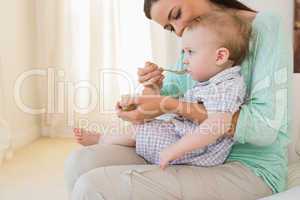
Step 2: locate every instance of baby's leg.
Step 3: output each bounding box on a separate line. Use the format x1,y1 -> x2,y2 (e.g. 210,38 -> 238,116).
73,128 -> 100,146
101,124 -> 136,147
170,121 -> 234,166
184,137 -> 234,166
134,120 -> 179,164
74,125 -> 136,147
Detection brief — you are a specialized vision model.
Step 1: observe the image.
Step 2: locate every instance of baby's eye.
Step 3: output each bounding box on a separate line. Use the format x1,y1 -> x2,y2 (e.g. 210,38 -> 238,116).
188,50 -> 194,55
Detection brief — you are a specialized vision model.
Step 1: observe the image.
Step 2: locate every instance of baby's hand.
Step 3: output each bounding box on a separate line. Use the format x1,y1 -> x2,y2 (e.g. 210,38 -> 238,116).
159,146 -> 176,170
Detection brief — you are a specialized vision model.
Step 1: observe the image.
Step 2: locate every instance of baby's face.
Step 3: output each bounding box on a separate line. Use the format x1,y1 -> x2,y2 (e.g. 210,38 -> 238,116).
182,27 -> 225,82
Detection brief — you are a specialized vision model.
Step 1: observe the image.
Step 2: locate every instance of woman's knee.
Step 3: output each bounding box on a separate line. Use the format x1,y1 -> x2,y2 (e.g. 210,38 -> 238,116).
64,147 -> 98,192
71,172 -> 106,200
64,144 -> 143,192
65,145 -> 109,179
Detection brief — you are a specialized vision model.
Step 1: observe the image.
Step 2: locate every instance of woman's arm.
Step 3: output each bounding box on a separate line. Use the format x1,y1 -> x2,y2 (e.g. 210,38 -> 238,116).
117,95 -> 208,124
163,97 -> 208,123
119,58 -> 206,123
232,13 -> 291,146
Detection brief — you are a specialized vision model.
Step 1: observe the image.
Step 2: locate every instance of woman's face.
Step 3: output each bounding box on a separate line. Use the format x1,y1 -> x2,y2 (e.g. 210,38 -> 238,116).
150,0 -> 215,37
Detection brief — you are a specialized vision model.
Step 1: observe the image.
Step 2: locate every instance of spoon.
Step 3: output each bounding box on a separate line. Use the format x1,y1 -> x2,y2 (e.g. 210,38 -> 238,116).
162,68 -> 188,75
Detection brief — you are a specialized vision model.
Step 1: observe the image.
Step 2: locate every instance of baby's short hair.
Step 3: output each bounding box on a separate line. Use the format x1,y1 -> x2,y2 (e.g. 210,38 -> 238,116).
185,10 -> 252,66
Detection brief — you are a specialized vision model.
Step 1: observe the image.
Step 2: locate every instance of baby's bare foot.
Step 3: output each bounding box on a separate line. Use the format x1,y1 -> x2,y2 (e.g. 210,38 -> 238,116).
73,128 -> 101,146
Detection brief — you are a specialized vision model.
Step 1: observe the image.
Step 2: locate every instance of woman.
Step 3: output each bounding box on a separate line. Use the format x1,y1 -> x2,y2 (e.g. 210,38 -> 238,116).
65,0 -> 291,199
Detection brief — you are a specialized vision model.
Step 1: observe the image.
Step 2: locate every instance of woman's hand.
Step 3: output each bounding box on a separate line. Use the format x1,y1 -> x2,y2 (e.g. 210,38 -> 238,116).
116,95 -> 169,123
138,62 -> 164,91
226,110 -> 240,137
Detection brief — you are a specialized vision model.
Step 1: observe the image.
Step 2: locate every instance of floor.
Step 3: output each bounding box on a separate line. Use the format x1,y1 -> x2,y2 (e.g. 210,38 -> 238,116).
0,137 -> 80,200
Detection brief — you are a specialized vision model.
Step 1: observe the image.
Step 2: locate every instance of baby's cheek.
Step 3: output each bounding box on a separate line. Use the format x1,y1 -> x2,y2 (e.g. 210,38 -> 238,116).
192,70 -> 205,81
195,65 -> 206,76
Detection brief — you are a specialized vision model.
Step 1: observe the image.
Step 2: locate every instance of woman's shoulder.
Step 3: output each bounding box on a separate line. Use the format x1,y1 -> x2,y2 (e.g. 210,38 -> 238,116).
249,11 -> 287,53
244,11 -> 292,77
252,11 -> 283,33
254,11 -> 281,21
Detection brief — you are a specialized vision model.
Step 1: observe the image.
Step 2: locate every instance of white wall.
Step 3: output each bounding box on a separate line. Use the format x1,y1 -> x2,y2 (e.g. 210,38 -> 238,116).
150,23 -> 182,68
0,0 -> 41,149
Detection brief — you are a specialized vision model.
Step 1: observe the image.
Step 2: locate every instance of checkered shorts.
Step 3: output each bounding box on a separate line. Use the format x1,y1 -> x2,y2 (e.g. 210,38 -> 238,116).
134,120 -> 234,166
135,66 -> 245,166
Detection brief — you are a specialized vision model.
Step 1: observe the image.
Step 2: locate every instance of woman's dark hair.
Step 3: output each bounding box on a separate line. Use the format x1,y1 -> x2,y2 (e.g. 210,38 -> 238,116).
144,0 -> 256,19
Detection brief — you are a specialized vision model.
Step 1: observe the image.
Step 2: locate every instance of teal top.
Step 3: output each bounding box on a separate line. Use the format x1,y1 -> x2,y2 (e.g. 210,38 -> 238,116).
160,12 -> 292,193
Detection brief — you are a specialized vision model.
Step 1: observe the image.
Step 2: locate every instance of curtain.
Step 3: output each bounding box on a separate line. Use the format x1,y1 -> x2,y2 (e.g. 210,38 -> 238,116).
35,0 -> 181,137
0,0 -> 42,165
0,58 -> 13,166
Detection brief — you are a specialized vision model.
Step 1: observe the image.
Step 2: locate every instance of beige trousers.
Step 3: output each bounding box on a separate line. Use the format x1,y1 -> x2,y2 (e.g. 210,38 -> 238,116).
64,144 -> 272,200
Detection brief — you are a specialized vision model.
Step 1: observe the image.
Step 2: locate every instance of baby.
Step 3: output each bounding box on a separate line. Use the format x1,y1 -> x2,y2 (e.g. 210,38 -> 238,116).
74,11 -> 251,169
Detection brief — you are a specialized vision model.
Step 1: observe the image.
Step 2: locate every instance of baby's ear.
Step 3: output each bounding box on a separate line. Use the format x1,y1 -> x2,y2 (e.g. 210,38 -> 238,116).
215,47 -> 230,66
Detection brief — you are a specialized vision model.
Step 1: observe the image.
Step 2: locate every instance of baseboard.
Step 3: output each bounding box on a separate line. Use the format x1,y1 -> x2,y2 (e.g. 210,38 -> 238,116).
13,125 -> 41,150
